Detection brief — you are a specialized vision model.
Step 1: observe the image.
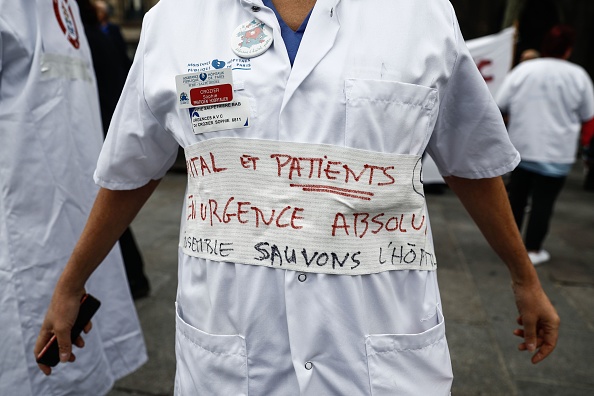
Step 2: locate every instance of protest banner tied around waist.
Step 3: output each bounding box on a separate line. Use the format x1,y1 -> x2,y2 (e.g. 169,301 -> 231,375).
182,138 -> 436,275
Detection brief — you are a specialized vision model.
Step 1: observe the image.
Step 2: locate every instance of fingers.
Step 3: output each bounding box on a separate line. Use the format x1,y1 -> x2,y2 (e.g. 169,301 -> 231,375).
513,283 -> 560,364
532,342 -> 555,364
513,329 -> 544,351
531,321 -> 559,364
520,315 -> 538,352
83,321 -> 92,334
74,335 -> 85,348
54,325 -> 73,363
34,327 -> 54,376
57,325 -> 89,362
34,288 -> 88,374
34,332 -> 84,376
34,327 -> 53,359
513,315 -> 560,364
38,363 -> 52,376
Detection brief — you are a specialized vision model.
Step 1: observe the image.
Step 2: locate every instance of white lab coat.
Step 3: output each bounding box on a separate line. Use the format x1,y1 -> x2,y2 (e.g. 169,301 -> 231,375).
496,58 -> 594,164
0,1 -> 147,395
96,0 -> 519,394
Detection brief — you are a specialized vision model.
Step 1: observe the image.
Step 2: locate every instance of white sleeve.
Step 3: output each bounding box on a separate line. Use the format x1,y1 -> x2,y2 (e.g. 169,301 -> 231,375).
426,16 -> 519,179
578,70 -> 594,122
94,14 -> 179,190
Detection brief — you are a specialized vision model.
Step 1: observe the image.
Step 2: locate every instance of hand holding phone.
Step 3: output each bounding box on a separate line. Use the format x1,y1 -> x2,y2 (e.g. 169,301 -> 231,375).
36,293 -> 101,367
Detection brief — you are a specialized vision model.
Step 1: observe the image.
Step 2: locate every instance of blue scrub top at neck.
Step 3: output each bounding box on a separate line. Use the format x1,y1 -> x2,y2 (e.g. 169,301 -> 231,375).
262,0 -> 312,66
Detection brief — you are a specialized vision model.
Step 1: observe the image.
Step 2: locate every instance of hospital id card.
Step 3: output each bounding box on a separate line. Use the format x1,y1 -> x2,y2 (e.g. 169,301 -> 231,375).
176,69 -> 234,108
190,97 -> 251,134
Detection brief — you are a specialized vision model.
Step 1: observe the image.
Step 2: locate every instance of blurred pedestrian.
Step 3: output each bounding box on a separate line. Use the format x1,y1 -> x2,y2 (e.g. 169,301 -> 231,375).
0,0 -> 147,394
78,0 -> 150,299
582,123 -> 594,191
496,25 -> 594,265
95,0 -> 132,72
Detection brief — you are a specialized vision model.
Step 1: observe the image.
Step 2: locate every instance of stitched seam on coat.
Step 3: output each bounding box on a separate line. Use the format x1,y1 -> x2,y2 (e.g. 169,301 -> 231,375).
367,336 -> 443,356
178,327 -> 246,358
348,98 -> 434,110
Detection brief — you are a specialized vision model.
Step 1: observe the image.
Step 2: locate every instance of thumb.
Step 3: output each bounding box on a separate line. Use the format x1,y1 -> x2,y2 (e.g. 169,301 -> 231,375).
522,314 -> 537,352
55,326 -> 72,363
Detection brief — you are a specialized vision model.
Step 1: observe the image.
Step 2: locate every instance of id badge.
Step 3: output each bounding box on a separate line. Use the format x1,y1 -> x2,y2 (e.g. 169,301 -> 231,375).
176,69 -> 234,108
189,97 -> 251,134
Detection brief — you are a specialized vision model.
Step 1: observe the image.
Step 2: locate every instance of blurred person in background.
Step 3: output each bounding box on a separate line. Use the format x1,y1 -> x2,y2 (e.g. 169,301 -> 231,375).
79,0 -> 150,298
95,0 -> 132,72
0,0 -> 146,394
496,25 -> 594,265
582,121 -> 594,191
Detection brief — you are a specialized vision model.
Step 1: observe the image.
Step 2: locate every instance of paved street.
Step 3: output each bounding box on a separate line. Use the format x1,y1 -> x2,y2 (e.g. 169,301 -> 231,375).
108,162 -> 594,396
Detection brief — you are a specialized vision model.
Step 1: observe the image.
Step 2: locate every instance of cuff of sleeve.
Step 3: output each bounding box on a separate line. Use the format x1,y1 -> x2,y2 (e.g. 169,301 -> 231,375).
441,152 -> 520,179
93,170 -> 169,191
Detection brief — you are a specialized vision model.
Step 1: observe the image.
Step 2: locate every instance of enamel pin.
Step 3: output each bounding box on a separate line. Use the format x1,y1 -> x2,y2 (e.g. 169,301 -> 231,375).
231,18 -> 273,58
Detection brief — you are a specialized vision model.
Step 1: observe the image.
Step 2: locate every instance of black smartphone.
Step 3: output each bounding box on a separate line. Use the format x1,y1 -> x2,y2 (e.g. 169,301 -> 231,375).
36,293 -> 101,367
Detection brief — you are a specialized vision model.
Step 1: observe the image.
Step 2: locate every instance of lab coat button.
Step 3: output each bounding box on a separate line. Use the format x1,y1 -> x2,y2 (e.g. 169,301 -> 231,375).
251,5 -> 261,12
298,273 -> 307,282
305,361 -> 313,370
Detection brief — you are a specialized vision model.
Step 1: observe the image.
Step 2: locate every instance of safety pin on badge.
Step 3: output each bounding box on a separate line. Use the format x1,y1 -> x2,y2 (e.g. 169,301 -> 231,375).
231,18 -> 273,58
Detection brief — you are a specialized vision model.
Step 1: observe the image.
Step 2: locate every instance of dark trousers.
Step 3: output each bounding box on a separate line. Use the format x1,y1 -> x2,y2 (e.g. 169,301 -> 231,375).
508,167 -> 566,251
119,227 -> 150,298
585,166 -> 594,191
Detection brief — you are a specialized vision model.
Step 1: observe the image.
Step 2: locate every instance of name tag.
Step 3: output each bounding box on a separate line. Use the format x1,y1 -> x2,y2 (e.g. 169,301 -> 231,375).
176,69 -> 234,108
190,98 -> 251,134
181,138 -> 436,275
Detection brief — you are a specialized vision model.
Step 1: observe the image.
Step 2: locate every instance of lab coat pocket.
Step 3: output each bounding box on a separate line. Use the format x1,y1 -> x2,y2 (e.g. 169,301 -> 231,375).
345,79 -> 438,153
174,304 -> 248,395
365,309 -> 453,396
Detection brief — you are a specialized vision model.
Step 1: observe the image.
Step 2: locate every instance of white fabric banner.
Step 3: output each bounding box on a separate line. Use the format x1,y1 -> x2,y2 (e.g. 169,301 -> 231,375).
182,138 -> 436,275
466,27 -> 515,97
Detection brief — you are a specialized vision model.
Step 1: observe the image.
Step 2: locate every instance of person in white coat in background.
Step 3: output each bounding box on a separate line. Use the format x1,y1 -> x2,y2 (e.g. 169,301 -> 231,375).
36,0 -> 559,395
496,25 -> 594,266
0,1 -> 147,395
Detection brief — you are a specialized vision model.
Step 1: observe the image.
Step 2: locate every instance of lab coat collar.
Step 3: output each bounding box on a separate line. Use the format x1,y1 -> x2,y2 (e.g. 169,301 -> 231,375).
283,0 -> 341,112
239,0 -> 342,113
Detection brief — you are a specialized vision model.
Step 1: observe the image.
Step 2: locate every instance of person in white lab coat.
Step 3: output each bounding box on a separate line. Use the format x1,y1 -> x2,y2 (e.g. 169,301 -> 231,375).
0,1 -> 147,395
36,0 -> 559,395
496,25 -> 594,266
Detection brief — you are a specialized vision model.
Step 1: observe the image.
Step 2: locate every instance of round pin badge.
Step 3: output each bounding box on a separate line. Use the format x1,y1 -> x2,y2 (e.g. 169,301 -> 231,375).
231,19 -> 273,58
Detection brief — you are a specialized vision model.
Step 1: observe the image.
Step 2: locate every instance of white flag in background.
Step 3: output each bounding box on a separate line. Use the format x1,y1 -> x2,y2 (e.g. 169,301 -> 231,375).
466,27 -> 516,97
